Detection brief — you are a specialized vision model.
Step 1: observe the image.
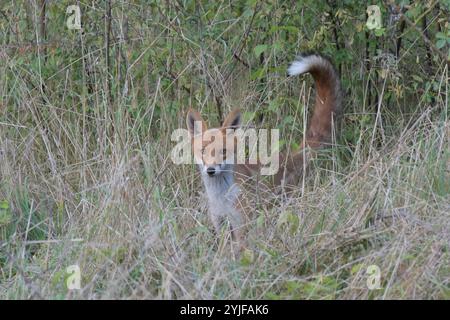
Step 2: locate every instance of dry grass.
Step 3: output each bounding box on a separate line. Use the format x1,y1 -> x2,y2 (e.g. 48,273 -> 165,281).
1,63 -> 448,299
0,1 -> 449,300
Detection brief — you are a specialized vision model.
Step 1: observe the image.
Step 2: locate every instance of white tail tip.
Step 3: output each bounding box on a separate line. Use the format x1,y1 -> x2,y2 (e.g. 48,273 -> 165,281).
287,54 -> 326,76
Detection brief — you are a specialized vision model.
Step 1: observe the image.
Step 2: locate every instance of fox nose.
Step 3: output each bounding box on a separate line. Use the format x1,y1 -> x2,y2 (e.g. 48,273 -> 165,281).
206,167 -> 216,176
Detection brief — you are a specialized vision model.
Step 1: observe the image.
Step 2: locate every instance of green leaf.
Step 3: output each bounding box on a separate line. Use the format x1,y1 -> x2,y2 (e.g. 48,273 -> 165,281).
277,211 -> 300,235
265,292 -> 281,300
250,67 -> 266,80
253,44 -> 268,58
287,212 -> 299,235
268,99 -> 280,111
351,263 -> 364,275
256,213 -> 265,228
436,32 -> 446,40
436,39 -> 446,49
240,248 -> 254,266
0,200 -> 12,226
0,200 -> 9,210
405,5 -> 422,19
243,111 -> 256,122
412,75 -> 423,83
374,27 -> 386,37
272,41 -> 282,53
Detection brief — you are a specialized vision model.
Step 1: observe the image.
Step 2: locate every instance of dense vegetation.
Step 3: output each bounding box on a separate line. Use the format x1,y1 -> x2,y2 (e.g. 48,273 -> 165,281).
0,0 -> 449,299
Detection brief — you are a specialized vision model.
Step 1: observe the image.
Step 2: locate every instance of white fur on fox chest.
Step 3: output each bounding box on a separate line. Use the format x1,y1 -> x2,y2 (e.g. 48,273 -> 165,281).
201,172 -> 240,219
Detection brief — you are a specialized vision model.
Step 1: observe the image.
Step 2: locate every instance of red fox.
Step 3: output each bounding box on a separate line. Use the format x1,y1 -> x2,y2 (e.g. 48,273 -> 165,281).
186,53 -> 342,247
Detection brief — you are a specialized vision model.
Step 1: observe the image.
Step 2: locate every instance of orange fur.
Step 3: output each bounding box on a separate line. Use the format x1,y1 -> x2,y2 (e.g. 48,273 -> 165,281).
186,53 -> 341,249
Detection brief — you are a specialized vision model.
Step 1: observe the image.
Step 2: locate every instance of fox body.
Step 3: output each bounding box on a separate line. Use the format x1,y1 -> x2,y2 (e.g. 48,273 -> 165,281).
186,53 -> 342,245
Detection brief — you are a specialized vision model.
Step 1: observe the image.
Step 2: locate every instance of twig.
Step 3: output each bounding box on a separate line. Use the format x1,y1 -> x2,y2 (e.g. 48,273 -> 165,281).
395,19 -> 406,58
223,1 -> 260,84
39,0 -> 47,46
105,0 -> 113,107
327,0 -> 342,75
365,12 -> 372,109
387,0 -> 448,62
402,14 -> 447,62
422,14 -> 434,72
233,52 -> 249,68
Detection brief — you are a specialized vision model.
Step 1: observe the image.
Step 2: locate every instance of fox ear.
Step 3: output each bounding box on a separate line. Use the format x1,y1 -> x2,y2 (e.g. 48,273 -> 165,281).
222,109 -> 241,131
186,109 -> 206,136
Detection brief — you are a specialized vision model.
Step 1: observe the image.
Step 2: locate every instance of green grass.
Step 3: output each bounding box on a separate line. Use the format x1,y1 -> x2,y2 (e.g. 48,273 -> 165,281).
0,0 -> 449,299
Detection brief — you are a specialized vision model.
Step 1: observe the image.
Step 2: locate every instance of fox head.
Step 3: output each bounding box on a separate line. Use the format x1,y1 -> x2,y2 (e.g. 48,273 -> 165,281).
186,109 -> 241,177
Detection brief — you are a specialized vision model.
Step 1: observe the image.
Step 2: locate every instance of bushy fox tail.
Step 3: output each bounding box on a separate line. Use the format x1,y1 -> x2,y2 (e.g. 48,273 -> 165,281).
287,54 -> 342,149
